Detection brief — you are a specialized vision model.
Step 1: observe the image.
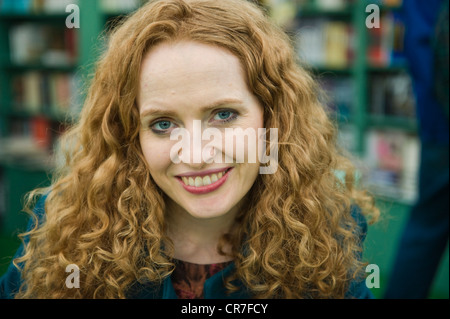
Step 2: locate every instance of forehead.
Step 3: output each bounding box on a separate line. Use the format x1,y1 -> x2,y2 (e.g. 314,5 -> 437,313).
138,41 -> 250,110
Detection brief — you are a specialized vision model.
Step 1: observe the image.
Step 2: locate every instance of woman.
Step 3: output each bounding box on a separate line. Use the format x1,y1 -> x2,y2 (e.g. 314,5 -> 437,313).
0,0 -> 378,299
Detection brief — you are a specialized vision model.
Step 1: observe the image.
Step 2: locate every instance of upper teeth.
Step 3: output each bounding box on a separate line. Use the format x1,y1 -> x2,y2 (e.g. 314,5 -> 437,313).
181,170 -> 226,187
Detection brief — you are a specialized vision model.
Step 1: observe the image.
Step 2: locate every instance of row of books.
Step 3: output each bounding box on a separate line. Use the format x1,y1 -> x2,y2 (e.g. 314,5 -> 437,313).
336,126 -> 419,203
369,73 -> 416,118
0,137 -> 56,170
0,114 -> 68,170
10,117 -> 53,148
295,18 -> 354,69
0,0 -> 78,14
9,23 -> 77,66
4,116 -> 66,153
367,11 -> 406,67
362,129 -> 419,203
11,71 -> 81,119
319,72 -> 415,119
0,117 -> 60,170
293,3 -> 406,69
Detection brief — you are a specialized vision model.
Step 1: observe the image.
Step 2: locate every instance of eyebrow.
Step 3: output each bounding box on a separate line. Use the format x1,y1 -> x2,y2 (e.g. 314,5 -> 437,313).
140,98 -> 245,119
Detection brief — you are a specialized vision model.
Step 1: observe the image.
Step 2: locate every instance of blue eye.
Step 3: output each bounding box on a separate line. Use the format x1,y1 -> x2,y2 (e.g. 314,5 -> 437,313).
216,111 -> 232,120
151,120 -> 175,134
213,110 -> 238,123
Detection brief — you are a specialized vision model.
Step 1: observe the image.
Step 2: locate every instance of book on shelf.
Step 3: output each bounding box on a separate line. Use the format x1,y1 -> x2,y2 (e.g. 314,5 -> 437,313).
0,116 -> 67,169
0,135 -> 55,169
8,117 -> 51,147
11,71 -> 81,119
30,116 -> 51,149
265,0 -> 297,27
295,18 -> 354,69
363,129 -> 419,203
9,23 -> 77,66
367,10 -> 406,67
295,18 -> 325,67
369,72 -> 416,118
0,0 -> 79,14
324,21 -> 353,68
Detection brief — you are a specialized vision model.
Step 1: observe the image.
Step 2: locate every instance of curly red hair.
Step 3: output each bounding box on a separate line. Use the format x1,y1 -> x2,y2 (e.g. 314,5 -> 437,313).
14,0 -> 378,298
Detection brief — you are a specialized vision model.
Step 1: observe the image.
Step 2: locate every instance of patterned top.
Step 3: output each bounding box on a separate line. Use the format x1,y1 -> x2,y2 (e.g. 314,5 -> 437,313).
171,259 -> 233,299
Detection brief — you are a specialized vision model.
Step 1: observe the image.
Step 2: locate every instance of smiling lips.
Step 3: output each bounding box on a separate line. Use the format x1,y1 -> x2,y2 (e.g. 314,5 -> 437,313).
176,167 -> 232,194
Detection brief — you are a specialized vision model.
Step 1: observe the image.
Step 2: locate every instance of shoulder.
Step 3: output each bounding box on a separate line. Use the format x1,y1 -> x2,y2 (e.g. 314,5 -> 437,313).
0,246 -> 25,299
350,205 -> 368,242
345,205 -> 374,299
0,193 -> 48,299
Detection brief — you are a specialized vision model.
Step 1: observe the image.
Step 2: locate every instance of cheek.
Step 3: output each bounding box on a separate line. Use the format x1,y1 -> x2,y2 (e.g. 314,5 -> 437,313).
244,111 -> 265,164
220,117 -> 265,164
139,135 -> 173,176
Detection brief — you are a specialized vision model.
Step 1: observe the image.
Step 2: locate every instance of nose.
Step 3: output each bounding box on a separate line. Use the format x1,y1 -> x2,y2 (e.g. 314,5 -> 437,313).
172,120 -> 219,168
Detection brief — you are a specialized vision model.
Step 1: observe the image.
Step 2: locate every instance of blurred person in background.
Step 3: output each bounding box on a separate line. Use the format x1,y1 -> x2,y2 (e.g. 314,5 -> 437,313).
385,0 -> 449,299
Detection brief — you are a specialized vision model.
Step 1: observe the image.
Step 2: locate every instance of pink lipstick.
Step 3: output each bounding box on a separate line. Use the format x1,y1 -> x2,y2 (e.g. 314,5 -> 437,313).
176,167 -> 233,195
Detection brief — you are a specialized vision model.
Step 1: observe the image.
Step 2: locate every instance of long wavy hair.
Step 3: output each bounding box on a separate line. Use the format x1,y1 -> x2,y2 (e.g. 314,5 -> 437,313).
14,0 -> 378,298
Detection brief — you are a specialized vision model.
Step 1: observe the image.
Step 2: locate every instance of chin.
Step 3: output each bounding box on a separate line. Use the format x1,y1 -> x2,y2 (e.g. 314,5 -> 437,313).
183,201 -> 235,219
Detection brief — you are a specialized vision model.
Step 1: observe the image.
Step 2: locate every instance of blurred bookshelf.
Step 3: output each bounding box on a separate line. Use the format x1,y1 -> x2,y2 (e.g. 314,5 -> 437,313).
0,0 -> 143,236
270,0 -> 420,205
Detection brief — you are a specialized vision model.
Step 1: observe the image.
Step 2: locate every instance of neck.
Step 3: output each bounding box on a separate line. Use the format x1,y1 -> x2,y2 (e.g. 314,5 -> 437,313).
165,201 -> 239,264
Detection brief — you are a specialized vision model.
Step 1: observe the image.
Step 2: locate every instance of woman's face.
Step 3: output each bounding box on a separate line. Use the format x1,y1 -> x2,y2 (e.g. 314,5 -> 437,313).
138,40 -> 264,219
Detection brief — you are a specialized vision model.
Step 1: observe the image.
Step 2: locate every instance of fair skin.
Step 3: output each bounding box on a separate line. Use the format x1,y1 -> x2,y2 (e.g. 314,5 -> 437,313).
138,40 -> 264,264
